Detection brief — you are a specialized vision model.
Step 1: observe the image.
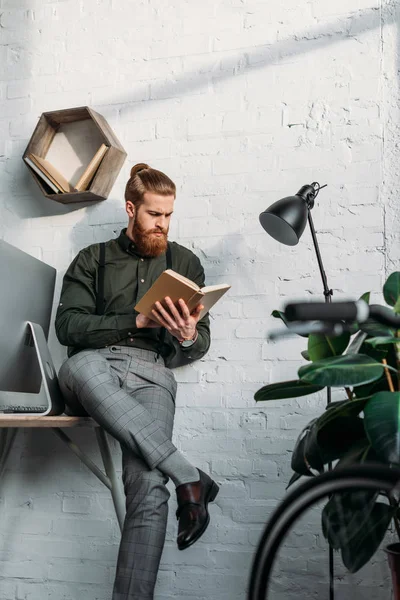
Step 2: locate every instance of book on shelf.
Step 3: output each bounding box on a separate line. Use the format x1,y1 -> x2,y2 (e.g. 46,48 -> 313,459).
75,143 -> 108,191
135,269 -> 231,322
24,153 -> 75,193
24,156 -> 60,194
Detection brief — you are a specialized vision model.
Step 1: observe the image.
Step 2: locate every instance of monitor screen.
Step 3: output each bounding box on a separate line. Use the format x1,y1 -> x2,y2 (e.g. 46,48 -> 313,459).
0,241 -> 56,394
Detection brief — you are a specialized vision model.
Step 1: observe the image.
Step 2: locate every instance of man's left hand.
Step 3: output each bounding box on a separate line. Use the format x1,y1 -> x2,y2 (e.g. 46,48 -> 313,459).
152,297 -> 203,342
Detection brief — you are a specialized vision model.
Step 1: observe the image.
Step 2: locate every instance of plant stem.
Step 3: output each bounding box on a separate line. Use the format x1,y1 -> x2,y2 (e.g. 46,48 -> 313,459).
383,358 -> 395,392
345,387 -> 353,401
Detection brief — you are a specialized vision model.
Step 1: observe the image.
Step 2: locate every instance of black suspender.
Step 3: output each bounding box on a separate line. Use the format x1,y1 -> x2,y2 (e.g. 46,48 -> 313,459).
96,242 -> 106,316
165,243 -> 172,272
156,243 -> 172,357
95,242 -> 172,357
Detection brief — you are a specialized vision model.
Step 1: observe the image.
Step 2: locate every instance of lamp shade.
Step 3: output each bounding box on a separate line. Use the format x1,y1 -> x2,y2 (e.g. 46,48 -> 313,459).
259,194 -> 309,246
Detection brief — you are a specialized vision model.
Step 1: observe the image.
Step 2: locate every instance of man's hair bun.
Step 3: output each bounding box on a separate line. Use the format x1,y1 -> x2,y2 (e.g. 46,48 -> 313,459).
130,163 -> 150,178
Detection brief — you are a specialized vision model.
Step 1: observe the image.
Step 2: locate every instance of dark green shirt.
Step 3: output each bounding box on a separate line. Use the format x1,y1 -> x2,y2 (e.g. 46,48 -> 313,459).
55,229 -> 210,367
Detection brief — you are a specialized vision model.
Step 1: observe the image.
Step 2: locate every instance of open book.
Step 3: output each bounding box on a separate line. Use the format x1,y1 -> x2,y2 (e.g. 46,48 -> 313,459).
135,269 -> 231,322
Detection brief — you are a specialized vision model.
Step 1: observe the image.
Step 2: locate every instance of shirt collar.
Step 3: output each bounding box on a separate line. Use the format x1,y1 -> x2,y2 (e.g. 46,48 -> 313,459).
117,228 -> 134,253
118,227 -> 145,257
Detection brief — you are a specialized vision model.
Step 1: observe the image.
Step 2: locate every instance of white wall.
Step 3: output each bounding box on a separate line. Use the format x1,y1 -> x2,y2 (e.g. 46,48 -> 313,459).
0,0 -> 399,598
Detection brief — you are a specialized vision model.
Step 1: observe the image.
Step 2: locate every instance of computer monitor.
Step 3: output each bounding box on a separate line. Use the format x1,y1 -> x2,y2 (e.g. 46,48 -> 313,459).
0,240 -> 64,415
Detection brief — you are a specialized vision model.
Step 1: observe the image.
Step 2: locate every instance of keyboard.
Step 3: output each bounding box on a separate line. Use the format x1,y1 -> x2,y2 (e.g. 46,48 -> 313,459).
0,405 -> 48,414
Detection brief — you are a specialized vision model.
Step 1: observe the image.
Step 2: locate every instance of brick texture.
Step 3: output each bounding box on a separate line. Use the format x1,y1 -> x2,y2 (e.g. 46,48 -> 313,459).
0,0 -> 398,598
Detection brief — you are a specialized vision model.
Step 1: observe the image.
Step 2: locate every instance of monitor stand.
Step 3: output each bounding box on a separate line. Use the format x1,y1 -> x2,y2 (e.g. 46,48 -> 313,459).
0,322 -> 65,416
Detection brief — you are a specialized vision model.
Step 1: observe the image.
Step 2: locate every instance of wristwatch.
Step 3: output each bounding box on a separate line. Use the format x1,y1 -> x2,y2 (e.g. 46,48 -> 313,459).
179,330 -> 198,348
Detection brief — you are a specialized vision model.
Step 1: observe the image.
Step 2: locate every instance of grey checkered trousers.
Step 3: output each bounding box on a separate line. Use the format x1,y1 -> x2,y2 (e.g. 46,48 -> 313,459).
58,345 -> 178,600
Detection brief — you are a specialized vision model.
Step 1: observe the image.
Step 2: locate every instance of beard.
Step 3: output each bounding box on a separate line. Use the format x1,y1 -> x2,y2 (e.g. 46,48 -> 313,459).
132,220 -> 168,257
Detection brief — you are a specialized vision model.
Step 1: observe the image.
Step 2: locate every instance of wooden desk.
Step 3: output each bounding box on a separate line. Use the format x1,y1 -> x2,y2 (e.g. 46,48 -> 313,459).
0,415 -> 125,531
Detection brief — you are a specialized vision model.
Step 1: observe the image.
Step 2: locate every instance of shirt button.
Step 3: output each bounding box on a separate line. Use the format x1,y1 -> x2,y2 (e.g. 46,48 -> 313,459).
140,258 -> 144,262
140,279 -> 145,283
129,338 -> 134,342
128,332 -> 132,335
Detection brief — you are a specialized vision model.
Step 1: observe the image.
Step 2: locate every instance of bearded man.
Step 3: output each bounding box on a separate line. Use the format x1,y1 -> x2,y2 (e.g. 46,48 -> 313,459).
55,163 -> 219,600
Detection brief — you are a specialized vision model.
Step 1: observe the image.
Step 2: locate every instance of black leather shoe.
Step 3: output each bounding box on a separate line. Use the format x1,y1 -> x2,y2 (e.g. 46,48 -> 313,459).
176,469 -> 219,551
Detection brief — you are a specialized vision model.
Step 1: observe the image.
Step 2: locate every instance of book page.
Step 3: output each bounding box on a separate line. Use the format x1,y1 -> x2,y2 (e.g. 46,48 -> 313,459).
163,269 -> 199,291
24,157 -> 60,194
202,283 -> 231,294
30,154 -> 75,193
198,285 -> 231,319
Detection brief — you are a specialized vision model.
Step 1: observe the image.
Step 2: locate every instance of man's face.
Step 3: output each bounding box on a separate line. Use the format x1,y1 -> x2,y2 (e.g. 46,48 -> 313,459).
128,191 -> 175,257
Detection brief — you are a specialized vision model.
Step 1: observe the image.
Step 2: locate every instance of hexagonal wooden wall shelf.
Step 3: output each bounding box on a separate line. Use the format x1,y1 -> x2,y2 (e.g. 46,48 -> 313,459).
23,106 -> 127,204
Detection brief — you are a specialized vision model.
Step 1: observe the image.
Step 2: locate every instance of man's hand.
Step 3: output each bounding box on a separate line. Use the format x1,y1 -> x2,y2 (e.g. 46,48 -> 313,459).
136,313 -> 160,329
148,297 -> 203,342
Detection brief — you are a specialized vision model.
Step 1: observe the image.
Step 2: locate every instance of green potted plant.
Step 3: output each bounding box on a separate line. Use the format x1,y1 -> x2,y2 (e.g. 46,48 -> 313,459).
255,272 -> 400,588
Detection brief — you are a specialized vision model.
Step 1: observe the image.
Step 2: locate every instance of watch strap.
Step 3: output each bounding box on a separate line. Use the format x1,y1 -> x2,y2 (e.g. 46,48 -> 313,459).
179,329 -> 198,345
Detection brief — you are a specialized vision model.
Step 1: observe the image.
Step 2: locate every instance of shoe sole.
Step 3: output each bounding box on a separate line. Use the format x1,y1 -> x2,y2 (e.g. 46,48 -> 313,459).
178,480 -> 219,551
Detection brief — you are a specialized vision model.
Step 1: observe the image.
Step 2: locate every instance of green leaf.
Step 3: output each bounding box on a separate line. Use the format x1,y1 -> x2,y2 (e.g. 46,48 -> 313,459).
298,354 -> 384,388
348,292 -> 370,334
254,380 -> 324,402
360,320 -> 395,338
322,488 -> 394,572
271,309 -> 289,327
346,330 -> 367,354
364,392 -> 400,464
353,374 -> 388,399
291,420 -> 318,476
291,414 -> 367,474
322,490 -> 378,551
365,336 -> 400,347
286,471 -> 302,489
308,331 -> 350,361
334,439 -> 371,469
341,503 -> 394,572
271,310 -> 308,337
301,350 -> 310,361
359,339 -> 389,362
360,292 -> 371,304
316,416 -> 367,466
383,272 -> 400,311
325,400 -> 349,410
319,398 -> 368,426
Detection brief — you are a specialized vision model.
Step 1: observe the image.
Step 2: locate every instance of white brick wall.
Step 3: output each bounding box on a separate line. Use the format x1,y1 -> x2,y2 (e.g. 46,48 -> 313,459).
0,0 -> 399,598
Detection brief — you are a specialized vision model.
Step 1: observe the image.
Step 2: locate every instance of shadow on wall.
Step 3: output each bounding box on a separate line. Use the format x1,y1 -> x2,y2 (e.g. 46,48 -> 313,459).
103,7 -> 384,113
10,6 -> 388,223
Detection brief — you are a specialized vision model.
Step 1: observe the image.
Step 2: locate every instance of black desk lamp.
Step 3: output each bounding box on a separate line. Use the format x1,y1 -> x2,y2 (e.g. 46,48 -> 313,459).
259,182 -> 332,300
259,181 -> 335,600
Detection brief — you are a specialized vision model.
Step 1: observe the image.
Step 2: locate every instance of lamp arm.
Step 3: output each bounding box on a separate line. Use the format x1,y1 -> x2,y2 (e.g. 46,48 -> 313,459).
307,210 -> 332,301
